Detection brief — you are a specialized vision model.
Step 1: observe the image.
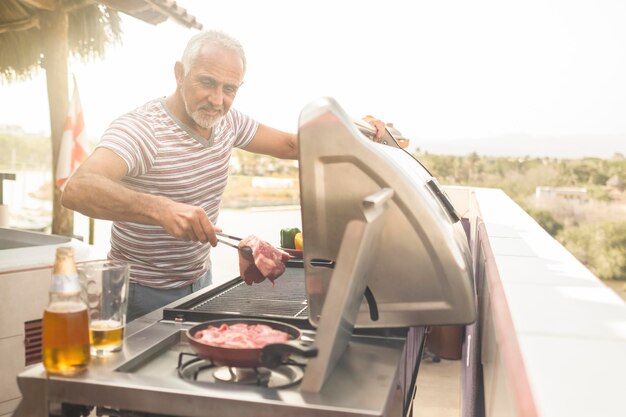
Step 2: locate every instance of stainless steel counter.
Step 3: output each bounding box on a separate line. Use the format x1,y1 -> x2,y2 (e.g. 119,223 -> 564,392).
15,317 -> 416,417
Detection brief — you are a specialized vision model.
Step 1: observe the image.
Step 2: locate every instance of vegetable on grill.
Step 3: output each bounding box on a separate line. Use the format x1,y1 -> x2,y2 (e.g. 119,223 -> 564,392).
294,232 -> 303,250
280,227 -> 301,249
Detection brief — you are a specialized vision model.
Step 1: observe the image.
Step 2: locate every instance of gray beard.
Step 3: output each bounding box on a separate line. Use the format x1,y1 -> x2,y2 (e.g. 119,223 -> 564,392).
182,92 -> 224,129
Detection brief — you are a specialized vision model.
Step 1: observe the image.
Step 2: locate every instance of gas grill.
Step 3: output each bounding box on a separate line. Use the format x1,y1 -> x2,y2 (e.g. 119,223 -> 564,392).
14,97 -> 475,417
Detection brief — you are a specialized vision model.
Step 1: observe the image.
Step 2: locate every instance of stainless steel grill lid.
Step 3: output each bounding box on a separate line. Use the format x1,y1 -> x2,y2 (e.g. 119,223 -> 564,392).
297,97 -> 476,328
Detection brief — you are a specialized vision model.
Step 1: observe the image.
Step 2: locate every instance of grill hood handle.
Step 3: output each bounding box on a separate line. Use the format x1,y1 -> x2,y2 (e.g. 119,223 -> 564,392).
260,341 -> 318,369
364,286 -> 379,321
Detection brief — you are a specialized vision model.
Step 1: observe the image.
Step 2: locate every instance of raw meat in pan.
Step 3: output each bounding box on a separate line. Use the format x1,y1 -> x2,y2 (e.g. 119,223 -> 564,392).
238,235 -> 291,285
194,323 -> 290,348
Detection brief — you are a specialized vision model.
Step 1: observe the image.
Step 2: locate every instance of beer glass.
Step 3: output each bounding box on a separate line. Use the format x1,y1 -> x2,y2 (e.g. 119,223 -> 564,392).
77,260 -> 130,356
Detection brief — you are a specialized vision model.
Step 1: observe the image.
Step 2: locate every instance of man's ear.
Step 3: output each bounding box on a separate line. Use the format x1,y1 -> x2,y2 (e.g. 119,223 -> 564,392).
174,61 -> 184,87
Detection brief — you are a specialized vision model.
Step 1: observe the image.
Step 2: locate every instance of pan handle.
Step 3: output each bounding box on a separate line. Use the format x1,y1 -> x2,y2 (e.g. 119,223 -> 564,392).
260,340 -> 318,369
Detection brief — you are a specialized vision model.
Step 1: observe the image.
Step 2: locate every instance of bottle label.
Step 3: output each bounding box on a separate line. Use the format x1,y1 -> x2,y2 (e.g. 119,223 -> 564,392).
50,273 -> 81,293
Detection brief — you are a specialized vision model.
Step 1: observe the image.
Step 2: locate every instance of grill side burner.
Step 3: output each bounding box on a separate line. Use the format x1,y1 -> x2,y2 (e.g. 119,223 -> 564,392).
163,263 -> 311,327
177,352 -> 306,388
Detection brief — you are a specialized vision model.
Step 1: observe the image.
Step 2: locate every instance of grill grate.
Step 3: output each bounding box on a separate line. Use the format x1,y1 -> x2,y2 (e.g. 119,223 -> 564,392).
191,268 -> 308,318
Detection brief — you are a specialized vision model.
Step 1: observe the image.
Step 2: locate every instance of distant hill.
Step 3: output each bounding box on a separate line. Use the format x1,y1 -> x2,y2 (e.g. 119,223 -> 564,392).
415,134 -> 625,159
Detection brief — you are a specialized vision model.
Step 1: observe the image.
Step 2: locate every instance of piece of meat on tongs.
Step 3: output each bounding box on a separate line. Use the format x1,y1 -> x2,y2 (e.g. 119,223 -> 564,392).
238,235 -> 291,285
217,233 -> 291,285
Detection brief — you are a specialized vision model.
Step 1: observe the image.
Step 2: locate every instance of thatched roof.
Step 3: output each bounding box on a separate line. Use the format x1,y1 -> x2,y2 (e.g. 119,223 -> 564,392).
0,0 -> 202,80
99,0 -> 202,29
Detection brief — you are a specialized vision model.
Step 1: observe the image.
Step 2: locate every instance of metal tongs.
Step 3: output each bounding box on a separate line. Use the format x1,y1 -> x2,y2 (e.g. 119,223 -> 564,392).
216,232 -> 253,256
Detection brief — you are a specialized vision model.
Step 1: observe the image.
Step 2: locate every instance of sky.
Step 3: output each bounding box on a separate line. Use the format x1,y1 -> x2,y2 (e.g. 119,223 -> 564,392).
1,0 -> 626,154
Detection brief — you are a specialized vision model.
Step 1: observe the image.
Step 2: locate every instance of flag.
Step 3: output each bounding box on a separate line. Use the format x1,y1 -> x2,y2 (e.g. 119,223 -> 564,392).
55,76 -> 89,191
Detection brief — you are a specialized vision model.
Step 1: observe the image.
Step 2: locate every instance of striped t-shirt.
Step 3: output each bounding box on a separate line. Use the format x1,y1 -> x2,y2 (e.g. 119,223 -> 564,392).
97,98 -> 258,288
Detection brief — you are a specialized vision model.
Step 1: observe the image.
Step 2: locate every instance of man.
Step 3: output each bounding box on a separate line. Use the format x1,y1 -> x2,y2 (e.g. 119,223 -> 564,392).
62,30 -> 384,321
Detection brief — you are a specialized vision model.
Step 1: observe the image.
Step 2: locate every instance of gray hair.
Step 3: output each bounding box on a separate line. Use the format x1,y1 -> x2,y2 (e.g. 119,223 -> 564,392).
181,30 -> 246,76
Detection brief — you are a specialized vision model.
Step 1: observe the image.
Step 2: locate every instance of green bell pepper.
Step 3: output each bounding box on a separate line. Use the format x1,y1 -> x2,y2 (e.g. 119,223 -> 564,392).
280,227 -> 301,249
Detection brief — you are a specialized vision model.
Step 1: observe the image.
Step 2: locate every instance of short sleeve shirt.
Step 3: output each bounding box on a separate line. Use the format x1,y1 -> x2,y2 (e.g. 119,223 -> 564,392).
97,98 -> 258,288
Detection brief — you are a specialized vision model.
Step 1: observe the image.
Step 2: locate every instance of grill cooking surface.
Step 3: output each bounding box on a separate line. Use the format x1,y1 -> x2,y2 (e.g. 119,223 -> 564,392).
164,265 -> 309,323
195,267 -> 307,316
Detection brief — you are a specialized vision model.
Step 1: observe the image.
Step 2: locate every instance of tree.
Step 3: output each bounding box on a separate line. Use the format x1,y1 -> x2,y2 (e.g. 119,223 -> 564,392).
526,208 -> 564,237
557,221 -> 626,281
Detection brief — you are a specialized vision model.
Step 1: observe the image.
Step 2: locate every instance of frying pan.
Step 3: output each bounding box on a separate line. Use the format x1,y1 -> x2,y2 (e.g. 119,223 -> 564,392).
186,318 -> 317,368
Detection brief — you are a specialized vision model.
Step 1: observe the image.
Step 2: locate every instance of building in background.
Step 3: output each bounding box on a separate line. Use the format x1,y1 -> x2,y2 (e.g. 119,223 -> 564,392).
535,186 -> 589,202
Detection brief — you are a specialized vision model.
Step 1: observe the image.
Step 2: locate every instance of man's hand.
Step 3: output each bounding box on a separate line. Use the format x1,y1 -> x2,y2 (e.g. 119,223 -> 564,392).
363,115 -> 386,141
159,199 -> 221,245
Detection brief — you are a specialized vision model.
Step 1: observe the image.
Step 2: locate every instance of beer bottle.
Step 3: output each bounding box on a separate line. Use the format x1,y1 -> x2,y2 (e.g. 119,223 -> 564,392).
42,247 -> 90,375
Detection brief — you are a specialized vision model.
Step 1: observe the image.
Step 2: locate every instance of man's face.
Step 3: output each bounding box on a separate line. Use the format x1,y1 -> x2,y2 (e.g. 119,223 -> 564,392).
178,45 -> 244,130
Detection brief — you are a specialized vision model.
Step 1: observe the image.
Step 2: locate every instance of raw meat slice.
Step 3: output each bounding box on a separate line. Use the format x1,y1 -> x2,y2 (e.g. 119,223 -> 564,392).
238,235 -> 291,285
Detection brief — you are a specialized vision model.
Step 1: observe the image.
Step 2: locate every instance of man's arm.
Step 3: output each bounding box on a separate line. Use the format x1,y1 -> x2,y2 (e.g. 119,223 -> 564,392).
243,124 -> 298,160
61,148 -> 218,244
243,116 -> 385,160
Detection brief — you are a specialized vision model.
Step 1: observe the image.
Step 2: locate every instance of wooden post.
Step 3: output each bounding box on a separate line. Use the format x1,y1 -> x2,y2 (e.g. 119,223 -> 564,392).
88,217 -> 95,245
40,6 -> 73,237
